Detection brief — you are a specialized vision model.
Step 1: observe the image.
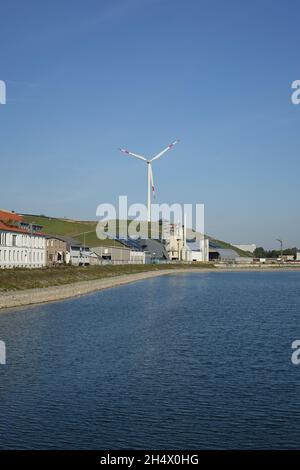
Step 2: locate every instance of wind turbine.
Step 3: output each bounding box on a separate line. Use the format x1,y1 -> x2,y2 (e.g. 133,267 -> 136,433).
119,140 -> 179,222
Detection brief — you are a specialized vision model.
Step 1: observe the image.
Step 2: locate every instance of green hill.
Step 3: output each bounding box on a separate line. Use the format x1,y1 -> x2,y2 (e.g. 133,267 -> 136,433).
22,214 -> 251,256
207,237 -> 252,257
22,214 -> 119,247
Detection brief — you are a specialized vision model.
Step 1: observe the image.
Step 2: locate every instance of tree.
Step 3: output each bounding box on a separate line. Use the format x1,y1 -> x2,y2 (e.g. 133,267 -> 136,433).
254,247 -> 266,258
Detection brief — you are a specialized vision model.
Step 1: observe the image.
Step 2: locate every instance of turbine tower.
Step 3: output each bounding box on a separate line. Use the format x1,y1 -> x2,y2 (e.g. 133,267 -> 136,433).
119,140 -> 179,222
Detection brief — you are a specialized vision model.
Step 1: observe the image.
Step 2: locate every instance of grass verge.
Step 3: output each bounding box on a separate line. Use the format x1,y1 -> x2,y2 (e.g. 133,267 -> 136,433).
0,263 -> 214,292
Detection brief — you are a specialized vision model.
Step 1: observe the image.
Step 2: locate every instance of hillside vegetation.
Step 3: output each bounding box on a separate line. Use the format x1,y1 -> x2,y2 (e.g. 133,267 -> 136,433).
23,214 -> 251,256
23,214 -> 120,247
0,264 -> 214,291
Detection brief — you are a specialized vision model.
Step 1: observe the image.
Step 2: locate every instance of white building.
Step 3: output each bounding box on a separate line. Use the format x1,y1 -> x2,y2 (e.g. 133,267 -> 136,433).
92,245 -> 146,264
162,221 -> 209,262
162,222 -> 184,261
182,238 -> 209,262
0,210 -> 46,269
297,252 -> 300,261
65,244 -> 92,266
0,225 -> 46,268
282,255 -> 295,262
129,250 -> 146,264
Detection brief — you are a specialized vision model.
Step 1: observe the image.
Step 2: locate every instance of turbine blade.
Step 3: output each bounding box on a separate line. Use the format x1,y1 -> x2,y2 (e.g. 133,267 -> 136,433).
119,148 -> 147,162
150,139 -> 180,162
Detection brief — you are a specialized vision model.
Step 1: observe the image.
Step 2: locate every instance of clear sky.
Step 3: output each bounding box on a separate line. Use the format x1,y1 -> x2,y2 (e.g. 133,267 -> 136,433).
0,0 -> 299,248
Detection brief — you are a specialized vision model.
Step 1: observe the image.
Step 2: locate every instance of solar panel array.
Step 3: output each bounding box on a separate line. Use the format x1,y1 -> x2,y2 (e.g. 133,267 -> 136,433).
117,238 -> 143,251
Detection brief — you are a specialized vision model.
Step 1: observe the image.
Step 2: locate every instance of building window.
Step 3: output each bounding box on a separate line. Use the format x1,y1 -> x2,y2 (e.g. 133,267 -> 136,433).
0,233 -> 6,246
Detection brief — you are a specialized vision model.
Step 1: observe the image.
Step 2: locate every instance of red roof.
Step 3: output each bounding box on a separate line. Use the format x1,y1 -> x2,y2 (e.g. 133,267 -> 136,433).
0,220 -> 45,236
0,220 -> 27,233
0,209 -> 45,236
0,209 -> 23,223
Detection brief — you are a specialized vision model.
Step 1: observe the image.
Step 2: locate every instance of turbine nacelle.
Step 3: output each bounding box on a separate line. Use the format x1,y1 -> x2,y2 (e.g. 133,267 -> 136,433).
119,140 -> 180,222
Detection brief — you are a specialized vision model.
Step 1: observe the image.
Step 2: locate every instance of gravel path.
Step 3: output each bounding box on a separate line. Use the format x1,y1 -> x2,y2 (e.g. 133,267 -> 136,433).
0,269 -> 209,310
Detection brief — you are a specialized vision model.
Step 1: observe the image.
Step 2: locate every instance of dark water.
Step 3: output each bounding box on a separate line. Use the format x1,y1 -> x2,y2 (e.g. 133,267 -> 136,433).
0,272 -> 300,449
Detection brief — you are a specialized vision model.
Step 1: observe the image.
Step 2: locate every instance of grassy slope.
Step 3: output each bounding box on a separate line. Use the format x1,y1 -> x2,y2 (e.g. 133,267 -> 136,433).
23,214 -> 120,247
0,264 -> 213,291
208,237 -> 252,257
23,214 -> 251,256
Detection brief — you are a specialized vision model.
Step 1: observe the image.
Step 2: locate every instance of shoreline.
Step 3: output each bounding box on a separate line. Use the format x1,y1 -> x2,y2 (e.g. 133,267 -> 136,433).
1,266 -> 300,311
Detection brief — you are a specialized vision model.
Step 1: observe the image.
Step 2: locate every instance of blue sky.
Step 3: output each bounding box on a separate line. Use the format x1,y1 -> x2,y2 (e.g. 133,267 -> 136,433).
0,0 -> 299,248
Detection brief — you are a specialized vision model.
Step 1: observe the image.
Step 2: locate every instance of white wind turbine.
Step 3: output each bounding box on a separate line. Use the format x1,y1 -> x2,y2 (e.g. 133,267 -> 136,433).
119,140 -> 179,222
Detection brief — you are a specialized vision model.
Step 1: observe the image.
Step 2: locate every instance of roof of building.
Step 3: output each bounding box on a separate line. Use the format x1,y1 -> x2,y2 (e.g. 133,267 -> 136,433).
0,209 -> 23,223
91,245 -> 131,252
209,240 -> 224,249
216,248 -> 239,260
46,234 -> 90,249
117,238 -> 143,251
186,241 -> 200,251
138,239 -> 168,259
0,209 -> 46,236
45,234 -> 69,243
0,220 -> 45,236
116,237 -> 168,258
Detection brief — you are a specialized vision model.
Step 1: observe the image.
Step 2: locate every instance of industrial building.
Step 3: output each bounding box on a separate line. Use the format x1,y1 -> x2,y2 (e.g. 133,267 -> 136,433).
112,221 -> 210,263
133,239 -> 167,262
183,239 -> 210,262
208,241 -> 242,262
92,244 -> 147,264
161,221 -> 209,262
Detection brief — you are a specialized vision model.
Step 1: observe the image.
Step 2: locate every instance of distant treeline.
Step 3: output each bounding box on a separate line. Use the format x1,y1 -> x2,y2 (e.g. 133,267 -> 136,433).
254,247 -> 298,258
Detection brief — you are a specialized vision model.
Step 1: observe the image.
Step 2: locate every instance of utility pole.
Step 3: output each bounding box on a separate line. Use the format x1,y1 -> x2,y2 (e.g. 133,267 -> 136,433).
276,238 -> 283,260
